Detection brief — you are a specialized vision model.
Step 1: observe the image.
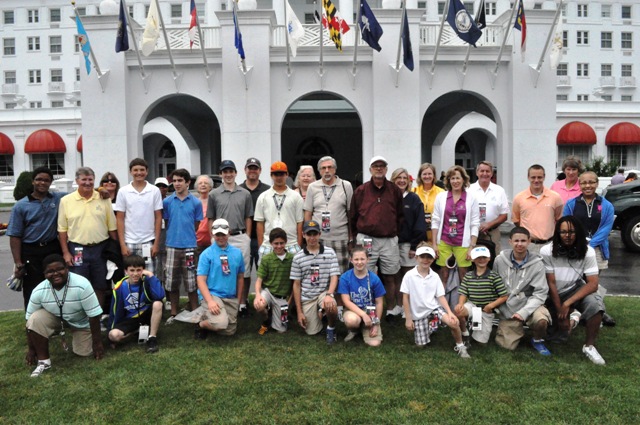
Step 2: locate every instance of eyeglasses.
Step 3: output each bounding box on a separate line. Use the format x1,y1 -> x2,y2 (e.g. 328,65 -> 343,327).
371,164 -> 387,169
559,230 -> 576,236
212,224 -> 230,230
101,179 -> 117,184
271,172 -> 287,176
44,267 -> 66,276
579,181 -> 598,186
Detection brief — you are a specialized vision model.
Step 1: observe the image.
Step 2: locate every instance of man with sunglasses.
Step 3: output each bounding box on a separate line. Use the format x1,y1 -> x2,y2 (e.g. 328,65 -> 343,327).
254,161 -> 304,262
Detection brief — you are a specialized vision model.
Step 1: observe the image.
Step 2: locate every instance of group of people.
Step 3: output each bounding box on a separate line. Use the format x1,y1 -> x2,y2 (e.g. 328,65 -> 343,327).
8,154 -> 615,377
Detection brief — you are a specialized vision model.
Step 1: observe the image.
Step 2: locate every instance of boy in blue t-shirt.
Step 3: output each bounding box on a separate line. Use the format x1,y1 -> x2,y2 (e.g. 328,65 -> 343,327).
108,255 -> 165,353
337,246 -> 386,346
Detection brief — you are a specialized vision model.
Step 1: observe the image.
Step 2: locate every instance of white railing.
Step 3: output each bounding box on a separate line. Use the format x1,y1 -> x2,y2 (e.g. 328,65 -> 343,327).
73,81 -> 81,92
272,25 -> 366,48
599,76 -> 616,87
557,75 -> 571,86
133,27 -> 221,50
419,24 -> 504,47
48,82 -> 65,93
620,76 -> 636,88
1,84 -> 19,95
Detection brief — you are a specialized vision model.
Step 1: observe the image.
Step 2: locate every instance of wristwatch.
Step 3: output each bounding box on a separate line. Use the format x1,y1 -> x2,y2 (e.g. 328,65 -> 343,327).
327,293 -> 335,299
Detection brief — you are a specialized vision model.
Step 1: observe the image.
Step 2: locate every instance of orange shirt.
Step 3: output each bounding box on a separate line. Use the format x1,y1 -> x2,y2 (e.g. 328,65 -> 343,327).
511,187 -> 563,241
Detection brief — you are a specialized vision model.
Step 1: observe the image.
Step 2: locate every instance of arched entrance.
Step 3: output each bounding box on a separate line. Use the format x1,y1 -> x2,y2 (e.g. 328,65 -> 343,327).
281,92 -> 363,186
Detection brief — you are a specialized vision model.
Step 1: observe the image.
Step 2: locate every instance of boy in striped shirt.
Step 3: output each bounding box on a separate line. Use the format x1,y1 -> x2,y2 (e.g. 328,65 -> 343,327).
454,246 -> 508,345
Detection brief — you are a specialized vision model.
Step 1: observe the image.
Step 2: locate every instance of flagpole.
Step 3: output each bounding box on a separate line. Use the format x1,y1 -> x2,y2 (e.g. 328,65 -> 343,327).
429,0 -> 449,75
120,0 -> 148,82
491,0 -> 519,76
233,0 -> 248,74
395,1 -> 407,71
194,4 -> 211,78
318,1 -> 325,78
351,2 -> 362,77
71,2 -> 104,77
535,0 -> 562,73
153,0 -> 180,84
284,0 -> 292,76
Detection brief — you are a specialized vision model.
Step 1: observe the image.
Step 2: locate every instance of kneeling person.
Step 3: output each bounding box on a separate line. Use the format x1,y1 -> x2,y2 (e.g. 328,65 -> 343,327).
25,254 -> 104,377
107,255 -> 165,353
196,219 -> 245,338
253,228 -> 294,334
337,246 -> 385,346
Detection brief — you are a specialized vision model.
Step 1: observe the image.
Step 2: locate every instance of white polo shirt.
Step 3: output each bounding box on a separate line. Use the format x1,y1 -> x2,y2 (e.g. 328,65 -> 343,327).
114,181 -> 163,244
400,266 -> 445,321
469,181 -> 510,224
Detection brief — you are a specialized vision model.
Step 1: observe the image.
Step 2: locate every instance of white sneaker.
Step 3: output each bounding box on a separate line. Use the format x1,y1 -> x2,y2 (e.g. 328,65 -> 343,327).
570,311 -> 582,330
165,315 -> 176,325
454,344 -> 471,359
582,345 -> 605,365
31,361 -> 51,378
344,331 -> 357,342
165,301 -> 171,311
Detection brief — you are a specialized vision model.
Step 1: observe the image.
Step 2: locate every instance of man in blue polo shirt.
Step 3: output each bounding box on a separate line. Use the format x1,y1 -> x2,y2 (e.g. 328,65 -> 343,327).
163,169 -> 202,323
195,218 -> 245,338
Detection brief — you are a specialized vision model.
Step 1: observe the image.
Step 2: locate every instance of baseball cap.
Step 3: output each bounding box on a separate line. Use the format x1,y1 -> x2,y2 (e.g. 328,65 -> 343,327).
154,177 -> 169,187
245,157 -> 261,168
415,245 -> 436,258
219,160 -> 237,172
270,161 -> 288,173
369,156 -> 388,167
211,218 -> 230,235
470,246 -> 491,260
303,220 -> 320,234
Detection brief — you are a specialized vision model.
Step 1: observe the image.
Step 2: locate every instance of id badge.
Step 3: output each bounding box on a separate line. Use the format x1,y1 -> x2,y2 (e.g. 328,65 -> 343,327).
220,255 -> 230,275
321,211 -> 331,232
448,216 -> 458,238
310,264 -> 320,285
363,237 -> 373,254
479,203 -> 487,222
366,305 -> 376,322
73,247 -> 84,266
471,307 -> 483,331
424,212 -> 431,224
185,249 -> 195,270
138,325 -> 150,343
280,304 -> 289,327
142,243 -> 152,260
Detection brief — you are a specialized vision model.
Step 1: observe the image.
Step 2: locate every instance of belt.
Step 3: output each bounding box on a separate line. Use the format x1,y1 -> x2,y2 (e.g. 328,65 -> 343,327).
531,238 -> 551,244
72,239 -> 108,247
25,239 -> 58,247
229,230 -> 246,236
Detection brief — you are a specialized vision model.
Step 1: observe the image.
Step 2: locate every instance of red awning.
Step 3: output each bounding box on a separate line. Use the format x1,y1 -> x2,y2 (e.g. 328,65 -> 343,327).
77,135 -> 83,152
0,132 -> 15,155
24,129 -> 67,153
605,122 -> 640,146
556,121 -> 596,145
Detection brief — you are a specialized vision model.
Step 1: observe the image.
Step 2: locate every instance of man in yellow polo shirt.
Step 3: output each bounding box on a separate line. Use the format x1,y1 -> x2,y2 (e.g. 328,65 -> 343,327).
511,164 -> 563,254
58,167 -> 117,308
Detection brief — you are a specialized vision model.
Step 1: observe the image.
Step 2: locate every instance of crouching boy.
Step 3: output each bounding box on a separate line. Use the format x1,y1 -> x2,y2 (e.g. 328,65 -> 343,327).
337,246 -> 385,346
401,243 -> 470,359
253,228 -> 294,335
108,255 -> 165,353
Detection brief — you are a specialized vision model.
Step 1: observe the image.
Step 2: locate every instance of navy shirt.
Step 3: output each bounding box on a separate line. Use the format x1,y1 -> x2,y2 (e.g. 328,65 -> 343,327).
7,192 -> 65,244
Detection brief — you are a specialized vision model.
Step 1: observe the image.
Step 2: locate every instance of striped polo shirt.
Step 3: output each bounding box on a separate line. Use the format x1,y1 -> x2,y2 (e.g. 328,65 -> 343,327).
459,270 -> 507,308
290,244 -> 340,301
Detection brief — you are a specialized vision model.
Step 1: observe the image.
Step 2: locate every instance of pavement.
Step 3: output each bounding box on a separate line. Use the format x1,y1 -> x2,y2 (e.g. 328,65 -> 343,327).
1,211 -> 637,312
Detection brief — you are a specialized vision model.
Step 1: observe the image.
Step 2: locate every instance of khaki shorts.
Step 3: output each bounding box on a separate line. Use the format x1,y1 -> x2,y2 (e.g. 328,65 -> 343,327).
200,296 -> 239,336
594,246 -> 608,270
301,290 -> 329,335
477,227 -> 502,255
26,309 -> 94,357
496,305 -> 551,350
398,242 -> 416,268
462,302 -> 494,344
229,233 -> 252,278
260,288 -> 290,333
356,234 -> 400,275
343,310 -> 383,344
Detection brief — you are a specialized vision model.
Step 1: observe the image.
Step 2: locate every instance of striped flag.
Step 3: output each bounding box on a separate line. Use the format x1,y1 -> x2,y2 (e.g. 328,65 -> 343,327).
323,0 -> 350,52
514,0 -> 527,61
189,0 -> 198,49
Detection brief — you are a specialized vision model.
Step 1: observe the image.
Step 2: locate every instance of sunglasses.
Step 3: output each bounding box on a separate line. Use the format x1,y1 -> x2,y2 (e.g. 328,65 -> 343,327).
212,224 -> 230,230
101,179 -> 117,184
271,172 -> 287,176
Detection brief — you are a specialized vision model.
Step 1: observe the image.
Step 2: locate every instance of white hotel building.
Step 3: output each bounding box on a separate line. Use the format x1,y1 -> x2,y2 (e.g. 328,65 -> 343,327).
0,0 -> 638,199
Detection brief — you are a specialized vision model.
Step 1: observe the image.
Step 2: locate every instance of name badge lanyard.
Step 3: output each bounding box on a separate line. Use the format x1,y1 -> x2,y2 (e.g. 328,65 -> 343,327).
50,275 -> 70,351
321,185 -> 336,210
583,196 -> 595,238
273,194 -> 286,221
128,277 -> 145,325
366,272 -> 373,307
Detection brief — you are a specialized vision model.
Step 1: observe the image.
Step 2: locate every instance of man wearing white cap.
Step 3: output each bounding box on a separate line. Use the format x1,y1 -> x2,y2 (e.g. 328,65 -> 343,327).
195,218 -> 245,338
350,156 -> 404,321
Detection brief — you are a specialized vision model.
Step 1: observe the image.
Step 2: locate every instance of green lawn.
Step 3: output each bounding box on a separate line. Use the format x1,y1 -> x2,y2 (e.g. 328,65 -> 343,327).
1,297 -> 639,424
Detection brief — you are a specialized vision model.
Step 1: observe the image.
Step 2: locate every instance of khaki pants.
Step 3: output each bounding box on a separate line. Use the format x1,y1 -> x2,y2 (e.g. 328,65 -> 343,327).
26,309 -> 94,356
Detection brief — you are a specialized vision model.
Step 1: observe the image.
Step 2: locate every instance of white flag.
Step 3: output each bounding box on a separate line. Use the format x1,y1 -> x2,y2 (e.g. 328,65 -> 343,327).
549,12 -> 563,70
141,0 -> 160,56
286,0 -> 305,57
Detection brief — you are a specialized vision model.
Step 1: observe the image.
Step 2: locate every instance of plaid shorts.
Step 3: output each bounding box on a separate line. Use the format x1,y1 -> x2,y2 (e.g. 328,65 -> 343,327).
413,308 -> 445,346
164,247 -> 197,293
126,241 -> 156,274
322,239 -> 350,273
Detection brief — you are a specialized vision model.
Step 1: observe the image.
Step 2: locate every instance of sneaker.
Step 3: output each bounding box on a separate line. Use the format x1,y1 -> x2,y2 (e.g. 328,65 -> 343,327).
146,336 -> 159,353
194,324 -> 208,340
570,311 -> 582,330
238,306 -> 249,318
583,345 -> 605,365
454,344 -> 471,359
258,325 -> 269,336
30,361 -> 51,378
602,313 -> 616,327
165,315 -> 176,325
326,328 -> 337,345
164,301 -> 171,311
531,338 -> 551,356
344,331 -> 357,342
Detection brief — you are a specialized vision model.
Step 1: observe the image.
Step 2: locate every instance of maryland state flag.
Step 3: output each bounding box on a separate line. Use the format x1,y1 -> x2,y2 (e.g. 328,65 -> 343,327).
323,0 -> 350,52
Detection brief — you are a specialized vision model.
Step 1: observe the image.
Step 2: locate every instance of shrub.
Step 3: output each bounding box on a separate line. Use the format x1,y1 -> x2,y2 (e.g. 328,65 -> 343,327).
585,156 -> 619,177
13,171 -> 33,201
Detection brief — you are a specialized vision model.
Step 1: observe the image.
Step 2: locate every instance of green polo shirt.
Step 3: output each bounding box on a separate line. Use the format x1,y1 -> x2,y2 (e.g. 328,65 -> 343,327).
257,252 -> 294,298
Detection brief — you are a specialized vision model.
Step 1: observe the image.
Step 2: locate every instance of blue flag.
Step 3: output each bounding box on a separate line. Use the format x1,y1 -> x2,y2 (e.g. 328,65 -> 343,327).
359,0 -> 383,52
75,15 -> 92,74
401,8 -> 414,71
116,0 -> 129,52
233,6 -> 245,60
446,0 -> 482,47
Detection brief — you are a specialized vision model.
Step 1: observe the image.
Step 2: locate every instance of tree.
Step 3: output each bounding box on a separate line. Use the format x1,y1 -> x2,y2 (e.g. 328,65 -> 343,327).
585,156 -> 619,177
13,171 -> 33,201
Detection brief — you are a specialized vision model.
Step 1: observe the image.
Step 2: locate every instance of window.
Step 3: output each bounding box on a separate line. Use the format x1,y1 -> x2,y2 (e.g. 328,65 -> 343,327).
577,4 -> 588,17
3,10 -> 14,24
75,35 -> 81,53
50,8 -> 61,23
577,63 -> 589,77
563,31 -> 568,48
577,94 -> 589,101
556,63 -> 568,76
621,95 -> 633,102
128,6 -> 133,17
577,31 -> 589,45
76,68 -> 81,81
533,3 -> 542,10
51,101 -> 64,108
486,2 -> 497,15
171,4 -> 181,18
28,70 -> 41,84
3,38 -> 15,55
76,100 -> 81,107
28,37 -> 40,51
0,155 -> 14,179
608,146 -> 638,168
558,146 -> 591,166
30,101 -> 42,108
463,2 -> 474,13
621,6 -> 631,19
621,65 -> 633,77
621,32 -> 632,49
601,64 -> 612,77
28,9 -> 39,23
4,71 -> 16,84
601,32 -> 612,48
32,153 -> 65,177
601,95 -> 612,101
77,7 -> 86,16
418,1 -> 427,8
556,94 -> 568,101
438,2 -> 445,15
601,5 -> 611,18
145,6 -> 150,16
51,69 -> 63,83
50,36 -> 62,54
5,103 -> 17,110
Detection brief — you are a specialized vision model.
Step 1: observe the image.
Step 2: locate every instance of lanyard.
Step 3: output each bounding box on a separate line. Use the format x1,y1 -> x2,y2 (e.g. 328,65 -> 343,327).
50,275 -> 70,350
128,278 -> 144,321
273,194 -> 286,213
321,185 -> 336,207
583,196 -> 595,219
